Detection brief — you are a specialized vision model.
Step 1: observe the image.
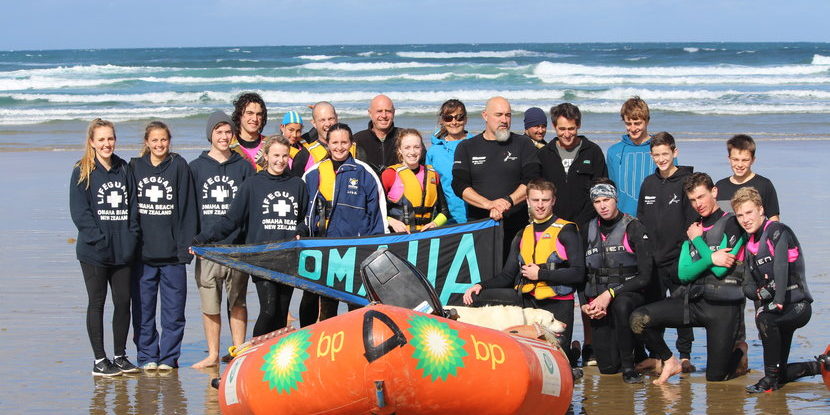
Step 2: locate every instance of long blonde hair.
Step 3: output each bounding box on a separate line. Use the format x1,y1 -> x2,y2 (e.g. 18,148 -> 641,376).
139,121 -> 172,157
76,118 -> 116,189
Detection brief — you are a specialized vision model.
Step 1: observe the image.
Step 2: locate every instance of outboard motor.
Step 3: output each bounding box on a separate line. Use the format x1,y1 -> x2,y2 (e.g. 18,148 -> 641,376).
359,248 -> 449,318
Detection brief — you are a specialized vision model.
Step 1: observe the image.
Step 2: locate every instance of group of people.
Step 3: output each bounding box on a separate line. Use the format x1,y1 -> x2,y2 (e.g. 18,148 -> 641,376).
70,92 -> 826,394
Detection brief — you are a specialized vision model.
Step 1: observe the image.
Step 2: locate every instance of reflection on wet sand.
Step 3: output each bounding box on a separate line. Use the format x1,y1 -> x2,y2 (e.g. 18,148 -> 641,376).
88,370 -> 209,415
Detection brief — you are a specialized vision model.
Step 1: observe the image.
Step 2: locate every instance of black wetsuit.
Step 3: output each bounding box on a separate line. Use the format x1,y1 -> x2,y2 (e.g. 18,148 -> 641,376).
630,209 -> 746,381
470,216 -> 584,365
743,220 -> 818,384
580,213 -> 652,374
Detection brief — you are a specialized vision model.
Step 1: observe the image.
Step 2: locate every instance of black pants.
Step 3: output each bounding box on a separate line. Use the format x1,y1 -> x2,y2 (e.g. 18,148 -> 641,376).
81,262 -> 132,360
472,288 -> 576,366
501,211 -> 528,265
649,265 -> 694,360
252,277 -> 293,337
756,300 -> 818,382
299,292 -> 357,327
631,297 -> 742,381
590,291 -> 646,374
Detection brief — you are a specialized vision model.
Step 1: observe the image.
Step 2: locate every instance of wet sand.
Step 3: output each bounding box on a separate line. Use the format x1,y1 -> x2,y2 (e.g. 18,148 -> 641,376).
0,140 -> 828,414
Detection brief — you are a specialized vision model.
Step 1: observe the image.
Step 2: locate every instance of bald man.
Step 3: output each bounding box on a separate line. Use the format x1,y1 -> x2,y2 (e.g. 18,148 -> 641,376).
452,97 -> 541,260
301,101 -> 338,147
353,95 -> 407,173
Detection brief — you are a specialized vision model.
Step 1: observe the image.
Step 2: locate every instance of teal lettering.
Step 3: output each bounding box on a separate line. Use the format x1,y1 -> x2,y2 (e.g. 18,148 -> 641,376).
407,240 -> 418,265
298,250 -> 323,281
426,238 -> 440,286
327,247 -> 357,293
440,234 -> 480,304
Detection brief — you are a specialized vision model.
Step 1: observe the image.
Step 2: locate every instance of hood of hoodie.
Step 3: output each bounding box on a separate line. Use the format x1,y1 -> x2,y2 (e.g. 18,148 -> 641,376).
656,165 -> 694,183
620,134 -> 651,147
133,152 -> 176,174
205,111 -> 236,142
196,149 -> 245,167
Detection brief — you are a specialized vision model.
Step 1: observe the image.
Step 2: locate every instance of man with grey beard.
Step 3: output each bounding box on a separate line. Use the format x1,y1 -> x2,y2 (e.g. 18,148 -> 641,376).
452,96 -> 541,261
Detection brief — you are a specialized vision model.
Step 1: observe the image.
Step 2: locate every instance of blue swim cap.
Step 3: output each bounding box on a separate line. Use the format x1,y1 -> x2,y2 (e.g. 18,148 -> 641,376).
282,111 -> 303,125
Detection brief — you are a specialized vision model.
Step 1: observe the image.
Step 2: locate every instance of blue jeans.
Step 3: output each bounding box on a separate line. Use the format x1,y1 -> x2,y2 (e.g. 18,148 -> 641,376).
132,263 -> 187,367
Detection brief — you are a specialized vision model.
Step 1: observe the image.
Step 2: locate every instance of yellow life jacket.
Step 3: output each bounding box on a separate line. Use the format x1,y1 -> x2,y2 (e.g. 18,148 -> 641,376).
302,140 -> 357,163
303,140 -> 328,163
312,159 -> 337,233
515,218 -> 575,299
387,163 -> 439,231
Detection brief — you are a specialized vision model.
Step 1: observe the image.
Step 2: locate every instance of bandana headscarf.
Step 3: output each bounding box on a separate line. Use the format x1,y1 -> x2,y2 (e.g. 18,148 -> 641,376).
590,183 -> 617,201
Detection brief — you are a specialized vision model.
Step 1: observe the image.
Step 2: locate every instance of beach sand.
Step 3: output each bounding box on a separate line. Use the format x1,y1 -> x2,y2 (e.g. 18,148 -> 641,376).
0,139 -> 828,414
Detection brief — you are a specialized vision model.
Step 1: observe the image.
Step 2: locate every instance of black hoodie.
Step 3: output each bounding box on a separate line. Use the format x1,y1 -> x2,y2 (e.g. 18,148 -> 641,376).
69,154 -> 140,267
538,136 -> 608,226
193,170 -> 309,245
637,166 -> 697,268
130,153 -> 197,265
188,151 -> 254,244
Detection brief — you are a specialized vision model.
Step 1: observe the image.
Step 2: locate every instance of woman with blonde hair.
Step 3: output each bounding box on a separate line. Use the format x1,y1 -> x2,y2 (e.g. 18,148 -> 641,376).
69,118 -> 140,376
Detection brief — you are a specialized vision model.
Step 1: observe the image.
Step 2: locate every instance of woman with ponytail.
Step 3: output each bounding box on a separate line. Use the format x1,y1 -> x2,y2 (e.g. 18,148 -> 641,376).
69,119 -> 140,376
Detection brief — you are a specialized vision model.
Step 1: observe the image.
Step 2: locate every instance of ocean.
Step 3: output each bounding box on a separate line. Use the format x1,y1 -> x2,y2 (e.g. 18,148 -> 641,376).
1,42 -> 829,151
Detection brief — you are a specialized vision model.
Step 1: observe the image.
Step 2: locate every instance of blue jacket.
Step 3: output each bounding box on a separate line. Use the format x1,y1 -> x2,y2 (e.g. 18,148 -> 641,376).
425,130 -> 472,224
606,134 -> 655,216
302,156 -> 387,237
69,155 -> 140,267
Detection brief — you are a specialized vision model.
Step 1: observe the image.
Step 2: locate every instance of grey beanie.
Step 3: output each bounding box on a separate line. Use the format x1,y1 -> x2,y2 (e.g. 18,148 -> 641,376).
523,107 -> 547,130
205,110 -> 236,142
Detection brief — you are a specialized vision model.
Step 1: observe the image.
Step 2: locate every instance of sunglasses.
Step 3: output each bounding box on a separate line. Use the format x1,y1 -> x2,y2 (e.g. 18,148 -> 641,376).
441,114 -> 466,122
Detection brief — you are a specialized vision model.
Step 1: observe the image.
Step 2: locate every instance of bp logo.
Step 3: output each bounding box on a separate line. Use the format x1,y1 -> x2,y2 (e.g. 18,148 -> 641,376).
260,330 -> 312,394
406,315 -> 467,381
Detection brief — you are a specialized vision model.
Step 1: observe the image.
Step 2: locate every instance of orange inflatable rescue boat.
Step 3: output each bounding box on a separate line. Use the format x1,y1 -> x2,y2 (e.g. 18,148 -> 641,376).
218,304 -> 573,415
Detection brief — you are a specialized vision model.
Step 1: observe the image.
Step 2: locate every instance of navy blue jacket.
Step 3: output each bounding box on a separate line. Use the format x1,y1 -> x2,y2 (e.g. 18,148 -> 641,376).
130,153 -> 197,265
189,151 -> 254,244
194,170 -> 309,245
303,156 -> 387,237
69,155 -> 140,267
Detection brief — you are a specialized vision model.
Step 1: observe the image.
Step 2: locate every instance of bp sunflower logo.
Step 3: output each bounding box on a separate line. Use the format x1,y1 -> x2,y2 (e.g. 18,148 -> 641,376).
260,330 -> 312,393
407,315 -> 467,381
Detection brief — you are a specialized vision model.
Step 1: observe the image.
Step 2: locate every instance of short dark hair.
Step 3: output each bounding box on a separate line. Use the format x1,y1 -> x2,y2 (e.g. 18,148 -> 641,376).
232,92 -> 267,133
650,131 -> 676,151
592,177 -> 616,188
327,123 -> 353,142
527,178 -> 556,197
550,103 -> 582,127
683,172 -> 715,194
726,134 -> 756,158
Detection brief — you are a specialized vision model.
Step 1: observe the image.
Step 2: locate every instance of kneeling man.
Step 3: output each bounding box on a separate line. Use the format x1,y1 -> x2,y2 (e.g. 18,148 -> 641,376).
581,179 -> 652,383
630,172 -> 746,384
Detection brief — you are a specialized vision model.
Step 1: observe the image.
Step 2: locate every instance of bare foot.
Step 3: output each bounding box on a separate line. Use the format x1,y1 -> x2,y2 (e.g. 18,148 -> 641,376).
191,356 -> 219,369
732,341 -> 749,378
653,356 -> 682,385
681,358 -> 697,373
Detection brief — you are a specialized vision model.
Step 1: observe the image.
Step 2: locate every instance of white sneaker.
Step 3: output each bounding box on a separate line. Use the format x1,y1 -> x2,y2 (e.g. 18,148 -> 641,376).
141,362 -> 158,371
157,363 -> 175,371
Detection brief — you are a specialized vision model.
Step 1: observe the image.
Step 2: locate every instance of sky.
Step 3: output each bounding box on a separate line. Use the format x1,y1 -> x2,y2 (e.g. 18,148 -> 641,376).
1,0 -> 828,50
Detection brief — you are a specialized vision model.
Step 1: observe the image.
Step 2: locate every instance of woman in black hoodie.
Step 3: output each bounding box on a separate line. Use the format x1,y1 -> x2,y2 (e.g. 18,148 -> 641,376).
193,135 -> 308,336
129,121 -> 197,371
69,118 -> 141,377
